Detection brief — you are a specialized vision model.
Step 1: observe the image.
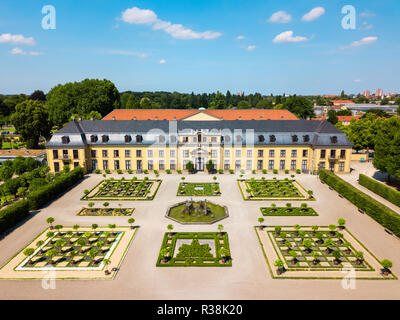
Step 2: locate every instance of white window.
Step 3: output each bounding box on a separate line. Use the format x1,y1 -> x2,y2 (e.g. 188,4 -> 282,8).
148,160 -> 153,170
269,150 -> 275,157
211,137 -> 217,143
125,160 -> 131,170
159,160 -> 165,170
211,150 -> 217,158
125,150 -> 131,158
170,149 -> 176,158
147,150 -> 153,158
247,150 -> 252,158
224,160 -> 230,170
159,150 -> 164,158
224,150 -> 230,157
183,150 -> 189,158
170,160 -> 176,170
235,150 -> 241,158
246,160 -> 252,170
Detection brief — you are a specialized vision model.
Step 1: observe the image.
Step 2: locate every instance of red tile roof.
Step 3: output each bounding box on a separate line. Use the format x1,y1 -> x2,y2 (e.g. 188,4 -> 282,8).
103,109 -> 298,121
337,115 -> 361,122
331,100 -> 354,104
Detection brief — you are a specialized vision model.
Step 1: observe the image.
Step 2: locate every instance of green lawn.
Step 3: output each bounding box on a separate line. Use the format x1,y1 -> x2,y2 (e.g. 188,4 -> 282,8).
261,206 -> 318,216
177,182 -> 220,196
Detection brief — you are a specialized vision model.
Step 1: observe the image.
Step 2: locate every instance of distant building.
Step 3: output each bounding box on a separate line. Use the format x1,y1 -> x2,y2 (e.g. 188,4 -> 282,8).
363,90 -> 370,98
331,100 -> 354,106
312,115 -> 361,126
0,148 -> 47,165
376,89 -> 383,98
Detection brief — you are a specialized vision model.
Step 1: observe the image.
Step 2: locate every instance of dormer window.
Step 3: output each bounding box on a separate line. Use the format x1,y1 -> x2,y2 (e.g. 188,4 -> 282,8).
292,135 -> 298,143
269,135 -> 276,143
170,135 -> 177,143
303,135 -> 310,143
159,135 -> 166,143
258,135 -> 265,143
61,136 -> 70,144
90,135 -> 98,143
236,135 -> 242,143
331,136 -> 338,144
136,135 -> 143,143
102,135 -> 109,143
124,135 -> 132,143
224,135 -> 231,143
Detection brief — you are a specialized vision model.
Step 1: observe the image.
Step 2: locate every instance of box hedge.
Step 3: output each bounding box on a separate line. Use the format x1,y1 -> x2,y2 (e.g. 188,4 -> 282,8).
359,174 -> 400,207
319,170 -> 400,237
0,200 -> 30,234
27,167 -> 84,210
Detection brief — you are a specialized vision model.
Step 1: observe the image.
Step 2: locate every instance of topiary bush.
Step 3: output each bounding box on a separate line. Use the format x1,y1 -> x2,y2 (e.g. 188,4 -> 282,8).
359,174 -> 400,207
320,170 -> 400,237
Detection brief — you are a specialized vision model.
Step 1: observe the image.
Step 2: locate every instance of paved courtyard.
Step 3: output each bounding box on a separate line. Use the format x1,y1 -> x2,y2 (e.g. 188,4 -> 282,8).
0,165 -> 400,299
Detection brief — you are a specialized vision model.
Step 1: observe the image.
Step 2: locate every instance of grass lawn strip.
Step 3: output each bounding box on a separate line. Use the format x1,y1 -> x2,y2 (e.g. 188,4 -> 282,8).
260,206 -> 318,216
77,208 -> 134,216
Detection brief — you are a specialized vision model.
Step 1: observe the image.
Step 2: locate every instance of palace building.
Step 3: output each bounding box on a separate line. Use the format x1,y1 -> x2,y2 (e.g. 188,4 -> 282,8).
46,109 -> 353,174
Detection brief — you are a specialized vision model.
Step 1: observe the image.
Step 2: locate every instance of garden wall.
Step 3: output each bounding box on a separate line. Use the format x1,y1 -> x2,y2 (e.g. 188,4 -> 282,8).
359,174 -> 400,207
319,170 -> 400,237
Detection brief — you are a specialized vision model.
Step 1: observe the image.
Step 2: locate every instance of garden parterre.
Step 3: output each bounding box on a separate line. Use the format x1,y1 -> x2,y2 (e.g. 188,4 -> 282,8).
177,182 -> 221,196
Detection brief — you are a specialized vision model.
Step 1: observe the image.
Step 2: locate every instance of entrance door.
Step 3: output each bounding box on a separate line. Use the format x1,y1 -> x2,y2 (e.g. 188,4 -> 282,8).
195,157 -> 204,171
91,159 -> 98,171
137,160 -> 142,170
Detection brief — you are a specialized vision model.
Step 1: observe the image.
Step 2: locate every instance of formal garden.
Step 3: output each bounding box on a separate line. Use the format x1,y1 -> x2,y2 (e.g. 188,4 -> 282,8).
156,230 -> 232,267
82,177 -> 161,200
0,224 -> 137,279
238,177 -> 314,201
177,182 -> 221,196
77,206 -> 134,216
166,199 -> 228,224
260,203 -> 318,216
256,222 -> 396,279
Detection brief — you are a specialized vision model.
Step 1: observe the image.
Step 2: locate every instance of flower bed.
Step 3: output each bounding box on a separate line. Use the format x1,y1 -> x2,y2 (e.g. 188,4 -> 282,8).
177,182 -> 221,196
260,206 -> 318,217
77,208 -> 134,216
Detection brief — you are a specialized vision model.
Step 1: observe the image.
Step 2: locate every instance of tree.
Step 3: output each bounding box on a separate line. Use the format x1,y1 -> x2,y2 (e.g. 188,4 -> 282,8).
0,165 -> 14,181
346,113 -> 377,152
258,217 -> 264,229
140,97 -> 151,108
167,224 -> 174,236
373,117 -> 400,180
206,159 -> 214,173
128,218 -> 135,229
103,258 -> 111,274
29,90 -> 46,102
46,78 -> 120,126
185,160 -> 194,173
380,259 -> 393,271
283,96 -> 315,119
219,248 -> 230,262
237,100 -> 250,109
23,248 -> 35,264
46,217 -> 55,229
11,100 -> 51,148
327,110 -> 338,125
217,224 -> 224,234
209,91 -> 225,109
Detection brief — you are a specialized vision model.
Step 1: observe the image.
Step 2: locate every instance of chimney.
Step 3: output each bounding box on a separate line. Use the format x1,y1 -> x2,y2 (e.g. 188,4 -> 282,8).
90,117 -> 94,121
155,116 -> 158,120
133,116 -> 136,120
238,116 -> 242,120
112,116 -> 116,120
259,116 -> 263,120
173,116 -> 176,120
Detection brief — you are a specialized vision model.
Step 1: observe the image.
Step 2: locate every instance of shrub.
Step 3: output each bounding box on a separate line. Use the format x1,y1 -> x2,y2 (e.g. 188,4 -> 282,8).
252,170 -> 256,174
127,169 -> 133,174
154,170 -> 158,174
359,174 -> 400,207
177,170 -> 182,174
229,169 -> 234,174
285,169 -> 289,174
166,169 -> 171,174
273,169 -> 278,174
27,167 -> 84,210
143,169 -> 148,174
218,169 -> 223,174
105,169 -> 111,174
296,169 -> 301,174
0,200 -> 30,234
262,169 -> 267,174
320,170 -> 400,237
94,169 -> 101,174
117,169 -> 122,174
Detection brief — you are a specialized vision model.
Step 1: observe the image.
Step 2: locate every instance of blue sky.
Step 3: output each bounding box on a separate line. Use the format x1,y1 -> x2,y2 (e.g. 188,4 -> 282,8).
0,0 -> 399,95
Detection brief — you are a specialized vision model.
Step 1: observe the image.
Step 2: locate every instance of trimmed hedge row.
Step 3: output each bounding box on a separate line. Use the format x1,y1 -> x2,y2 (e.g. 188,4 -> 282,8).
359,174 -> 400,207
27,167 -> 84,210
0,200 -> 30,234
0,167 -> 85,234
319,170 -> 400,237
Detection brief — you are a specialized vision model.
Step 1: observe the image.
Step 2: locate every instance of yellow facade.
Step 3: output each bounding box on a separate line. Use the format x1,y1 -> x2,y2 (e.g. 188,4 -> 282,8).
47,145 -> 351,174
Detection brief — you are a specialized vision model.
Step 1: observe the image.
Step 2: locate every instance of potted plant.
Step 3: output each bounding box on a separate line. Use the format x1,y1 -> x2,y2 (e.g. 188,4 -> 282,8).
328,224 -> 337,236
270,204 -> 277,214
355,251 -> 364,265
219,248 -> 230,264
46,217 -> 55,230
338,218 -> 346,230
160,248 -> 169,264
293,224 -> 301,237
380,259 -> 393,276
274,259 -> 285,275
128,218 -> 135,229
103,258 -> 111,275
284,240 -> 292,254
311,251 -> 320,265
23,248 -> 35,265
289,250 -> 298,265
311,225 -> 319,236
303,239 -> 313,254
257,218 -> 264,230
167,224 -> 174,237
217,224 -> 224,236
332,250 -> 342,265
274,226 -> 281,236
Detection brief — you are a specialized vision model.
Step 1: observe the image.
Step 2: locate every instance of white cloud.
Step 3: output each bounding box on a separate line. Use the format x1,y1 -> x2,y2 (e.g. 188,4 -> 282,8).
246,45 -> 256,51
360,11 -> 376,18
0,33 -> 35,45
268,11 -> 291,23
354,79 -> 362,83
105,49 -> 148,58
350,36 -> 378,47
236,35 -> 245,40
9,47 -> 42,55
301,7 -> 325,22
120,7 -> 221,40
159,59 -> 166,64
273,30 -> 308,43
